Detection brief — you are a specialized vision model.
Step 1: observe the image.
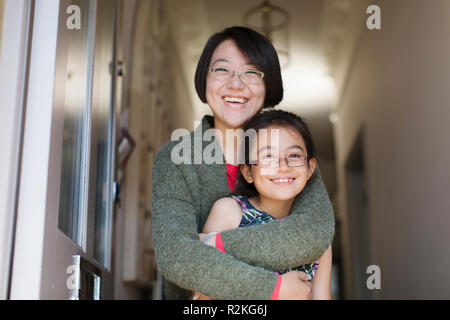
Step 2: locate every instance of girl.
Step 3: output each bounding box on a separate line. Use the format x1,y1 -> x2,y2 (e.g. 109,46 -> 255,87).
193,110 -> 332,300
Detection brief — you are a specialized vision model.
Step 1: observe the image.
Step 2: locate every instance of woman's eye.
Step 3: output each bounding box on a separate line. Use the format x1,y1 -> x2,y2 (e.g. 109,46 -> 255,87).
214,67 -> 229,73
261,154 -> 274,159
245,70 -> 258,75
289,154 -> 301,158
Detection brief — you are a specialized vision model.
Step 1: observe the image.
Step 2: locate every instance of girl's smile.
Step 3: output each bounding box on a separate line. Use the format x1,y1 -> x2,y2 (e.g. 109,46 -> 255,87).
270,177 -> 296,185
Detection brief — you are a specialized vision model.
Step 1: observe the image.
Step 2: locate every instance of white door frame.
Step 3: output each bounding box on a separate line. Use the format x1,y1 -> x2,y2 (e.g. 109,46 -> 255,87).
0,0 -> 33,300
9,0 -> 63,299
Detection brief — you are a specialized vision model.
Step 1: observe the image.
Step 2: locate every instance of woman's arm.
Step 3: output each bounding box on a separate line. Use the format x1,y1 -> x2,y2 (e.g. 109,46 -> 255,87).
311,245 -> 332,300
152,144 -> 279,299
196,198 -> 315,301
219,167 -> 335,271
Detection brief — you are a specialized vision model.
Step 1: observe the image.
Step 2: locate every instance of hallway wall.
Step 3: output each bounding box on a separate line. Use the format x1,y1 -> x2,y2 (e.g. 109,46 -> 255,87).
114,0 -> 195,299
336,0 -> 450,299
0,0 -> 4,54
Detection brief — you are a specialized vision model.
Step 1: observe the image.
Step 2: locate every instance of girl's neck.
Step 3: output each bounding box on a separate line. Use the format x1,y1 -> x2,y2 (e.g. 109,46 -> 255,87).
214,121 -> 243,165
249,196 -> 295,220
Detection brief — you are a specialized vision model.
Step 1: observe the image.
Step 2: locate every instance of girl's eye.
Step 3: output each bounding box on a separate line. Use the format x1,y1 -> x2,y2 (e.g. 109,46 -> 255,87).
261,153 -> 274,159
289,154 -> 301,158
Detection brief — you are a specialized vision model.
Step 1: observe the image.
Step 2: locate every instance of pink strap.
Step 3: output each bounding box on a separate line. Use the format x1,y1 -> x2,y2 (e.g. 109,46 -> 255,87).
215,233 -> 226,253
270,275 -> 282,300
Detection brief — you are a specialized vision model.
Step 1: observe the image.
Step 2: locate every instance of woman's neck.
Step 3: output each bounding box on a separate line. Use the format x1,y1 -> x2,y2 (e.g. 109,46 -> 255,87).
249,196 -> 295,220
214,121 -> 243,165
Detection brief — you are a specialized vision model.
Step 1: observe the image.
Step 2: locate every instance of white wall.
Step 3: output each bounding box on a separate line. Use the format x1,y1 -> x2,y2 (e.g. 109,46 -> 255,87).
336,0 -> 450,299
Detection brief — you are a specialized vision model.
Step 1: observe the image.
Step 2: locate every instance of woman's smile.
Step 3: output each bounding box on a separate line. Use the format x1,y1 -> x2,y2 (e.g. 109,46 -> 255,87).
222,95 -> 249,106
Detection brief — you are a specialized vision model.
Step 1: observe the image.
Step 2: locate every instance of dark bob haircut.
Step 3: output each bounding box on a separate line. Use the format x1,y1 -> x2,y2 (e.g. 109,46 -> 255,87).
195,26 -> 283,108
234,109 -> 317,198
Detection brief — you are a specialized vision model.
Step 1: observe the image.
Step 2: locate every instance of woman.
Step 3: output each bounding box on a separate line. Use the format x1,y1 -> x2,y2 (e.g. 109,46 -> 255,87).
152,26 -> 334,300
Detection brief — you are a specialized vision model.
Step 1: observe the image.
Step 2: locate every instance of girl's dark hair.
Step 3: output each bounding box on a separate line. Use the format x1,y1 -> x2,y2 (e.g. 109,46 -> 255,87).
234,109 -> 317,197
195,26 -> 283,108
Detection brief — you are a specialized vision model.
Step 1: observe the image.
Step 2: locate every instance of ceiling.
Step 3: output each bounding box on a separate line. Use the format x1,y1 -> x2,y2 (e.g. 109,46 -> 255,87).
163,0 -> 347,160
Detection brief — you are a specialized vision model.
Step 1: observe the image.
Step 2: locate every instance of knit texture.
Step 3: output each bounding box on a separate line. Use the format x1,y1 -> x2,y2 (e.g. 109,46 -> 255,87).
152,116 -> 335,299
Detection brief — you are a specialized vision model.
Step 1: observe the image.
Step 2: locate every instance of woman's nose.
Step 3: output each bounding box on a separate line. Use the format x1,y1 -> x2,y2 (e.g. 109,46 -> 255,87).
227,72 -> 245,90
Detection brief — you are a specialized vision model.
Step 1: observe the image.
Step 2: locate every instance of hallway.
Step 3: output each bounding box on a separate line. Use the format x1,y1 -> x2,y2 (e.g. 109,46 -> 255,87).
0,0 -> 449,299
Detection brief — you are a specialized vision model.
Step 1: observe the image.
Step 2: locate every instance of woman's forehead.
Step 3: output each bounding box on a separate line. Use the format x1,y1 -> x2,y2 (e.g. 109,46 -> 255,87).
211,39 -> 253,66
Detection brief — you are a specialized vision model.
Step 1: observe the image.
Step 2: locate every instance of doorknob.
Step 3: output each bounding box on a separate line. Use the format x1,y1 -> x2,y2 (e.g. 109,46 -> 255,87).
109,61 -> 125,77
116,61 -> 124,76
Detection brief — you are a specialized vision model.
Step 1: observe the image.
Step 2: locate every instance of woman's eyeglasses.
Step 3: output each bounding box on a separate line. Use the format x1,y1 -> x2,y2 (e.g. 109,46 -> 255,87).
209,66 -> 264,84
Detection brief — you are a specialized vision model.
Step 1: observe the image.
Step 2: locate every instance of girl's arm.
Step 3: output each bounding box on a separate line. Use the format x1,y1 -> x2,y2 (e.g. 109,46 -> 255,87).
311,245 -> 333,300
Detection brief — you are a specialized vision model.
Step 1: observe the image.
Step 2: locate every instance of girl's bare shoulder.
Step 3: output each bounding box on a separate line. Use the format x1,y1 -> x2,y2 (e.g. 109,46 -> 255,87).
211,197 -> 243,215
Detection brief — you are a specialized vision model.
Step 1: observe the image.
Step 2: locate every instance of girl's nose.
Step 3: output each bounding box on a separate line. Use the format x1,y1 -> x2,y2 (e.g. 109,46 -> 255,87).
227,72 -> 245,90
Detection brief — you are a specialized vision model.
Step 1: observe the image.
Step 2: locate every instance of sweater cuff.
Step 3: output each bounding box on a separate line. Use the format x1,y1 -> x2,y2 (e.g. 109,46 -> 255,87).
270,275 -> 282,300
215,233 -> 226,252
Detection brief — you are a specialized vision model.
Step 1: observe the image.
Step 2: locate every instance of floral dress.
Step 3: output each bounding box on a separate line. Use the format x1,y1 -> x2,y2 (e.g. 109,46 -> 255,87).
231,195 -> 319,279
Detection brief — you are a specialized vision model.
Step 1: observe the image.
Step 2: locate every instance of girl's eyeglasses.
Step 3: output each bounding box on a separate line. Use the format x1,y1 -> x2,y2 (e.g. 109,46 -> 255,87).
252,155 -> 308,168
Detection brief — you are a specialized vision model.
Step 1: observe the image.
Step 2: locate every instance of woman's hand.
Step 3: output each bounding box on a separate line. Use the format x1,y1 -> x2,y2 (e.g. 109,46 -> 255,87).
278,271 -> 312,300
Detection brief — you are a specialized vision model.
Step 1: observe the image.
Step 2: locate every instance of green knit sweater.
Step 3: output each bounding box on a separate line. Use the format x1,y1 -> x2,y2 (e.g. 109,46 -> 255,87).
152,116 -> 335,299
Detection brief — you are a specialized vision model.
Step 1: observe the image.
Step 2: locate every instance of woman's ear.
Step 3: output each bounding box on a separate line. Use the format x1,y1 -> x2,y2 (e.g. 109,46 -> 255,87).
240,165 -> 254,184
307,157 -> 317,179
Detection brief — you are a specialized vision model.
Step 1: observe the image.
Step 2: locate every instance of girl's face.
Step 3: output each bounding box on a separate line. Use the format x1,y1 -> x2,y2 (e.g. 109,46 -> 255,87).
241,125 -> 317,201
206,39 -> 266,130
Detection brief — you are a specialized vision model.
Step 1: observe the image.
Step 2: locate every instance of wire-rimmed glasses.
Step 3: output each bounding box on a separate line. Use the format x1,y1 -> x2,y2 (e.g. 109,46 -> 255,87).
209,66 -> 264,84
255,154 -> 308,168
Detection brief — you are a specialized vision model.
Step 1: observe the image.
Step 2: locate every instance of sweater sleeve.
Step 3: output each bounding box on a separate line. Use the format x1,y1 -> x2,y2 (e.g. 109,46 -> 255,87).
220,167 -> 335,271
152,144 -> 279,299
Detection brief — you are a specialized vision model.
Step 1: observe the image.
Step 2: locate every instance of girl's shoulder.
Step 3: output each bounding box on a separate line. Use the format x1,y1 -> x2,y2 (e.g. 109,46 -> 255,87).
209,197 -> 243,229
211,197 -> 243,215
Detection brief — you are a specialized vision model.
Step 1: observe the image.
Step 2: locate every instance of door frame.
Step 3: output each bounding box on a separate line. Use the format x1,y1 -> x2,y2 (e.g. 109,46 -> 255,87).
0,0 -> 34,300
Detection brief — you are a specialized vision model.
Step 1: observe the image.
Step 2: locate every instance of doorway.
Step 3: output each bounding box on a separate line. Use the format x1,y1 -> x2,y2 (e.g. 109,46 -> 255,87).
345,129 -> 372,299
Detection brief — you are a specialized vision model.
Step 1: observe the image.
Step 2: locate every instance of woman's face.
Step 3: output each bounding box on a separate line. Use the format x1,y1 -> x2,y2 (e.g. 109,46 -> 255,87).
206,39 -> 266,130
242,125 -> 317,201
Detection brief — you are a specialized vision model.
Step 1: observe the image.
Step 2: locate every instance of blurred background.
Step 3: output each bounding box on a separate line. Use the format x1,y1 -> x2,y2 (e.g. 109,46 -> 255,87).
1,0 -> 449,299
